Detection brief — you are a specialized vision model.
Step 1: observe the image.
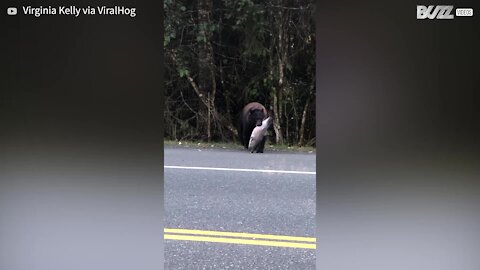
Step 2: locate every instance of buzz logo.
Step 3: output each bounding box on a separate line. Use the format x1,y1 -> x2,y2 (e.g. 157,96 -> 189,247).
417,5 -> 454,19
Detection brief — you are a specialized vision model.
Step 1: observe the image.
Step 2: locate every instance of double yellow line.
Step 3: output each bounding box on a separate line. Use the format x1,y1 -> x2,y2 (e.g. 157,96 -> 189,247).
164,228 -> 316,249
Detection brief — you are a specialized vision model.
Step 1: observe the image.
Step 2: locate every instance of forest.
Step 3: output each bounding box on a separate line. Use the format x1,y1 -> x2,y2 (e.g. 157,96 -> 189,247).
164,0 -> 315,147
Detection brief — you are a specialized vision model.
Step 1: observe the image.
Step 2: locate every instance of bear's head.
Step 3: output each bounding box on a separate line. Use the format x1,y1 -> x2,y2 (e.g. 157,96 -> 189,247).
249,108 -> 266,127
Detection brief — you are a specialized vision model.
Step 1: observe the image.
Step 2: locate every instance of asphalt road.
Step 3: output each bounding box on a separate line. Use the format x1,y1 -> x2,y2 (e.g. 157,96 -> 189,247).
164,147 -> 316,269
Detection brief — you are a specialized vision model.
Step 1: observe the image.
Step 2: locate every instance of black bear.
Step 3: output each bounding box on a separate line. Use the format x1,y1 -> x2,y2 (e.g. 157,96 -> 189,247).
238,102 -> 268,153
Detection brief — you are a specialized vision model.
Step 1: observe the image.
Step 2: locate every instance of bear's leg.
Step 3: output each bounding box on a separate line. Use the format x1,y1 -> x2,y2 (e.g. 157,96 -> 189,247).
241,124 -> 248,148
244,125 -> 254,149
257,137 -> 266,153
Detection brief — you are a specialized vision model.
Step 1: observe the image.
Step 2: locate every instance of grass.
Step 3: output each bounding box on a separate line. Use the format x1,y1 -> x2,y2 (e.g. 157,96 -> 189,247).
164,140 -> 316,153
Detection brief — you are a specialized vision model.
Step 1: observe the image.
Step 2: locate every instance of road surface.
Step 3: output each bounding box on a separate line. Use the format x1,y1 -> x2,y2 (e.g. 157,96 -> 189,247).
164,147 -> 316,269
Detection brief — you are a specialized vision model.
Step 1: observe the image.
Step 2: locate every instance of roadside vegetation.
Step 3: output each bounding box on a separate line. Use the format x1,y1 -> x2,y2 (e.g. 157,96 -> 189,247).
165,0 -> 315,147
164,140 -> 316,153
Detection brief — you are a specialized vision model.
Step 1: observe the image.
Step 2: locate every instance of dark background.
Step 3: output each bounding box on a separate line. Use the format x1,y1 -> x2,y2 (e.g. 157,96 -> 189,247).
0,1 -> 164,270
0,0 -> 478,269
316,0 -> 479,269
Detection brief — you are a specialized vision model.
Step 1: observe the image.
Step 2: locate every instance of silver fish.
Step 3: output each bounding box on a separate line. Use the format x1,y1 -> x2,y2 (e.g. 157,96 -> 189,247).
248,117 -> 272,153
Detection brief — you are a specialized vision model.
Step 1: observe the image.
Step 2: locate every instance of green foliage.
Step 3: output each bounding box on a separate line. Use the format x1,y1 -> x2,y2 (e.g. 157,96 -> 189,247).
178,68 -> 189,78
164,0 -> 316,145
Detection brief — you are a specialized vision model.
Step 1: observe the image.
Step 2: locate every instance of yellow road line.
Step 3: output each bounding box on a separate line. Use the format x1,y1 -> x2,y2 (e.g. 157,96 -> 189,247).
164,234 -> 316,249
164,228 -> 316,243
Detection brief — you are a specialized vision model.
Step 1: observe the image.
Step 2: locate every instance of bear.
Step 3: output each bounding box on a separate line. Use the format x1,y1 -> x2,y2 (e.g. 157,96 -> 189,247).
249,117 -> 272,153
238,102 -> 268,153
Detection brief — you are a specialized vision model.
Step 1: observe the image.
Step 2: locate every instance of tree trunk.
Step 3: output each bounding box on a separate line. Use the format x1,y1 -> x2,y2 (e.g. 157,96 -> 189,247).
197,0 -> 214,141
298,98 -> 310,146
272,90 -> 283,144
273,3 -> 286,145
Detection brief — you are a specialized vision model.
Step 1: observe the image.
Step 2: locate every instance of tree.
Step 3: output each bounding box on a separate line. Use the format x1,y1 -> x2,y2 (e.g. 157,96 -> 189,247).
164,0 -> 315,147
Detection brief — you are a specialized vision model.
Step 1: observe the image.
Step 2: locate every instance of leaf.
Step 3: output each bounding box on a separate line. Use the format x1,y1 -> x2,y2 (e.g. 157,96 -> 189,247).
286,62 -> 293,72
196,35 -> 206,42
178,68 -> 189,78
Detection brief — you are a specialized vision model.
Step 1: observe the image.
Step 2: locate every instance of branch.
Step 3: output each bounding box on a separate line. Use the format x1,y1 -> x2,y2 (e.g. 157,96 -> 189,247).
169,50 -> 210,108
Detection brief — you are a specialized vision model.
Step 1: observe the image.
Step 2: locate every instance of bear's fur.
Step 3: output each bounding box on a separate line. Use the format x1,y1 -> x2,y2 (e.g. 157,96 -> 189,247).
238,102 -> 268,152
